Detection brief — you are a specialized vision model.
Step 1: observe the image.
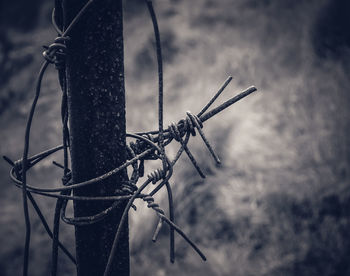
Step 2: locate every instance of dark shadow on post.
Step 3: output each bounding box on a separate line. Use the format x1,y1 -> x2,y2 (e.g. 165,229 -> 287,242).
63,0 -> 129,275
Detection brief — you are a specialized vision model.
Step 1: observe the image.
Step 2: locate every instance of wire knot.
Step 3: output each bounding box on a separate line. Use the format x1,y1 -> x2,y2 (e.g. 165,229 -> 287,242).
183,111 -> 203,136
169,111 -> 203,142
42,36 -> 69,70
61,172 -> 71,186
141,194 -> 165,215
129,139 -> 157,160
142,133 -> 156,143
148,168 -> 166,184
14,160 -> 23,173
121,181 -> 138,195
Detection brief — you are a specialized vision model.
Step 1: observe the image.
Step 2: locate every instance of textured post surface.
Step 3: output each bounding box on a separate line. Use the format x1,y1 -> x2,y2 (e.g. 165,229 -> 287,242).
63,0 -> 129,275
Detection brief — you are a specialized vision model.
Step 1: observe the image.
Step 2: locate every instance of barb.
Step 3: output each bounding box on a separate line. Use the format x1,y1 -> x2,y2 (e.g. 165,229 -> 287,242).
136,85 -> 257,142
197,76 -> 233,117
200,86 -> 257,123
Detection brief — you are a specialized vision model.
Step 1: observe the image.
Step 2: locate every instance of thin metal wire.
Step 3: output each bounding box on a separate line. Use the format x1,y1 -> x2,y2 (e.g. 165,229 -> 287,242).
6,79 -> 256,273
197,76 -> 232,118
52,41 -> 70,275
3,0 -> 258,275
5,79 -> 256,272
145,0 -> 175,262
21,60 -> 49,276
9,148 -> 153,192
3,157 -> 76,265
136,85 -> 257,141
103,133 -> 174,276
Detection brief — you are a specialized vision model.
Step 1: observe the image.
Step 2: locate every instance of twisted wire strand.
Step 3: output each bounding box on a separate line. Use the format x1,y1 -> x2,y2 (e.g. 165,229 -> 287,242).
147,167 -> 167,184
152,110 -> 221,187
5,83 -> 257,274
126,134 -> 176,263
146,167 -> 175,262
104,175 -> 205,276
3,0 -> 259,274
144,1 -> 177,263
116,30 -> 248,267
9,147 -> 153,193
123,145 -> 141,211
104,176 -> 206,275
5,80 -> 256,273
52,24 -> 70,273
104,132 -> 174,275
149,132 -> 190,196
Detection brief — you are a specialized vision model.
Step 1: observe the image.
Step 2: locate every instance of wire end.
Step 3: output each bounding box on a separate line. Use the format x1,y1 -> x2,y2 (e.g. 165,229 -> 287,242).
3,155 -> 15,166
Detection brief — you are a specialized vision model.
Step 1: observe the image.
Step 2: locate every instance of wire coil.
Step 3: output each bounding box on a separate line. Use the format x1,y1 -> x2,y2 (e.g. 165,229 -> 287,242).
42,36 -> 69,70
3,0 -> 257,275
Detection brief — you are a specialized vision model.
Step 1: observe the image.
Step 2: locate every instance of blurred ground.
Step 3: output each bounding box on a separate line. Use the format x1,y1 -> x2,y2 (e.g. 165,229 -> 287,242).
1,0 -> 350,275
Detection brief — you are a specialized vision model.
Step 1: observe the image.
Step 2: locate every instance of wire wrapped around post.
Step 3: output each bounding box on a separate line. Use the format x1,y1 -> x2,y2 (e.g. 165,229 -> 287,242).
3,0 -> 258,275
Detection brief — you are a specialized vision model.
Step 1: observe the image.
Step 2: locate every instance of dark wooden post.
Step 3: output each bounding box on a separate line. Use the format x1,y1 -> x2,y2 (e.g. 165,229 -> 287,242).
63,0 -> 129,275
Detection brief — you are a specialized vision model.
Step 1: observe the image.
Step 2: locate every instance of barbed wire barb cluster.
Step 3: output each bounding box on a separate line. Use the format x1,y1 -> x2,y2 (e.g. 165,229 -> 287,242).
3,0 -> 257,275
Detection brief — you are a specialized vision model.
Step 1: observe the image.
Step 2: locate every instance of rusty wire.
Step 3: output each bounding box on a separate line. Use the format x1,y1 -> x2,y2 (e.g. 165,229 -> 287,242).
3,1 -> 257,276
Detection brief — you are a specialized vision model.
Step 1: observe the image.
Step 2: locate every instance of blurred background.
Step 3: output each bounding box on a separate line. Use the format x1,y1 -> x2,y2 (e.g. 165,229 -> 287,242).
1,0 -> 350,275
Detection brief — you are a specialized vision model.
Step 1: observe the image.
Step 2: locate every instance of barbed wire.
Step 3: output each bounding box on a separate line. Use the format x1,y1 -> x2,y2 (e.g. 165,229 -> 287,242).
3,0 -> 257,275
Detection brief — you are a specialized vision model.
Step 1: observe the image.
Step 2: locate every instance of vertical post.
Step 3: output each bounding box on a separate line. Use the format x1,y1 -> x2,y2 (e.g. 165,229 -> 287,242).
63,0 -> 129,275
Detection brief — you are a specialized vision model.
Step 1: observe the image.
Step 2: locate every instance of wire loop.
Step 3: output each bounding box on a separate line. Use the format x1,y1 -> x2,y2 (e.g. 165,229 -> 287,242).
147,168 -> 165,184
42,36 -> 69,70
3,0 -> 257,275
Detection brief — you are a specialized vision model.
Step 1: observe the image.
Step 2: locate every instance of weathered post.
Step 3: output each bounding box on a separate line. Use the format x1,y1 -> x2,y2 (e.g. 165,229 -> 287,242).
62,0 -> 129,275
